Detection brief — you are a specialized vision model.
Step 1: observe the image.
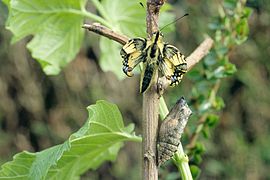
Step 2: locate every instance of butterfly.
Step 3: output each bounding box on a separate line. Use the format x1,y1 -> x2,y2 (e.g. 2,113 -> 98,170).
120,31 -> 187,93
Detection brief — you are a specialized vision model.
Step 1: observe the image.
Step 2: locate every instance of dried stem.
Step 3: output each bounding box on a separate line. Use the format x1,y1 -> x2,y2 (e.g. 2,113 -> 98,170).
187,37 -> 214,71
82,23 -> 128,44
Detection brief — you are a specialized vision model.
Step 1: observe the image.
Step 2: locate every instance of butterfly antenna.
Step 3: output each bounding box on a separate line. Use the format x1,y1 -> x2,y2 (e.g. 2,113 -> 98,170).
139,2 -> 145,8
160,13 -> 189,31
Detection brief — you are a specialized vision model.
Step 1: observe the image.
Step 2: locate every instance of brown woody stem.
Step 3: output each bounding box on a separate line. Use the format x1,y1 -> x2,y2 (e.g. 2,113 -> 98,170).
82,23 -> 128,44
142,1 -> 165,179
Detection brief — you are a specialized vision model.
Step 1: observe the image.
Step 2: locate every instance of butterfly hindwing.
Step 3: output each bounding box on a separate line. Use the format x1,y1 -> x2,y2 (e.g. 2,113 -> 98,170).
161,44 -> 187,86
120,38 -> 147,77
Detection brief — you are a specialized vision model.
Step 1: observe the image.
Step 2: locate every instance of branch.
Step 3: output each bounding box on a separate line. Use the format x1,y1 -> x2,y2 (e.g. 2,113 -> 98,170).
187,37 -> 214,71
82,23 -> 128,44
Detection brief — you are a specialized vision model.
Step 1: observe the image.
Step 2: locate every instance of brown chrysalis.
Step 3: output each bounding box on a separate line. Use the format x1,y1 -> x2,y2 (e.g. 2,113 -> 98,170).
157,97 -> 192,166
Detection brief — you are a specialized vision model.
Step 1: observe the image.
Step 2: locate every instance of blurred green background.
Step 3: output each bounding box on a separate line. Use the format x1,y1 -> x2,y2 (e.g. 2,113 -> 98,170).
0,0 -> 270,179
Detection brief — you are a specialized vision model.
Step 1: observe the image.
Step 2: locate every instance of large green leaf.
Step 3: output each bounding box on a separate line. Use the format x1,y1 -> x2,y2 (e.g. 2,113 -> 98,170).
4,0 -> 86,75
97,0 -> 175,79
0,101 -> 141,180
99,37 -> 124,78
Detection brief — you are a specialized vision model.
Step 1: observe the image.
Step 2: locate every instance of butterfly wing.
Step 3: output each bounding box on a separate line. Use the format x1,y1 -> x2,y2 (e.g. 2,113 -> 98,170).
160,44 -> 187,86
120,38 -> 147,77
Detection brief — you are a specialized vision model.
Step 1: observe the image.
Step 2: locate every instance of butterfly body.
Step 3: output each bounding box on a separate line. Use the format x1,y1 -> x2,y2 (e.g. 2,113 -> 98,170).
120,31 -> 187,93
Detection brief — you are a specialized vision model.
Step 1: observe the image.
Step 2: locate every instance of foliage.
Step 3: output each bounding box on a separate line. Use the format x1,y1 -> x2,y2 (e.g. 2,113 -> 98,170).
183,0 -> 252,177
0,101 -> 140,179
3,0 -> 87,75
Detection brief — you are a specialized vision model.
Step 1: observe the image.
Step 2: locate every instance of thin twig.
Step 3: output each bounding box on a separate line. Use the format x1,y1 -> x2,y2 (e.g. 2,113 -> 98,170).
187,37 -> 214,71
82,23 -> 128,45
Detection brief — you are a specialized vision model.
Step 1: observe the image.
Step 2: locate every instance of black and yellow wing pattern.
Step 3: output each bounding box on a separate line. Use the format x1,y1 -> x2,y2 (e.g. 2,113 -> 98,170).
120,31 -> 187,93
120,38 -> 147,77
160,44 -> 187,86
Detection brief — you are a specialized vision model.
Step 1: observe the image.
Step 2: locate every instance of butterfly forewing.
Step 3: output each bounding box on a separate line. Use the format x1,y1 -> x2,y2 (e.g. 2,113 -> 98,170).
120,38 -> 146,77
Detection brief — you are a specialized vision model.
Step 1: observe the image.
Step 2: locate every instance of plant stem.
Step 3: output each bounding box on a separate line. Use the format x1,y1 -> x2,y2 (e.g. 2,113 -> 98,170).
91,0 -> 112,23
142,87 -> 159,180
128,135 -> 143,143
174,145 -> 193,180
159,96 -> 169,120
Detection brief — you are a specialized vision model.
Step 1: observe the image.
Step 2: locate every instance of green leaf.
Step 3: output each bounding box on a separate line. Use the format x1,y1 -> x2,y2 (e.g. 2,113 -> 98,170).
0,101 -> 141,180
205,114 -> 219,127
2,0 -> 10,9
187,69 -> 203,81
206,61 -> 237,80
223,0 -> 237,10
190,165 -> 201,180
243,7 -> 253,18
213,96 -> 225,110
5,0 -> 86,75
193,154 -> 202,164
202,126 -> 210,139
235,18 -> 249,44
194,142 -> 206,155
101,0 -> 146,37
198,100 -> 211,113
99,37 -> 125,79
203,51 -> 217,66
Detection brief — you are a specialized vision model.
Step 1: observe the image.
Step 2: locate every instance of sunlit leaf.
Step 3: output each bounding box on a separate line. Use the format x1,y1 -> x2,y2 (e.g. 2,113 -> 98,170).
4,0 -> 86,75
0,101 -> 141,180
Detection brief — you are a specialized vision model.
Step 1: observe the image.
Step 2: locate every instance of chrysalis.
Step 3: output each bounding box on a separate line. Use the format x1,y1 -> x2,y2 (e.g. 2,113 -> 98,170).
157,97 -> 192,166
